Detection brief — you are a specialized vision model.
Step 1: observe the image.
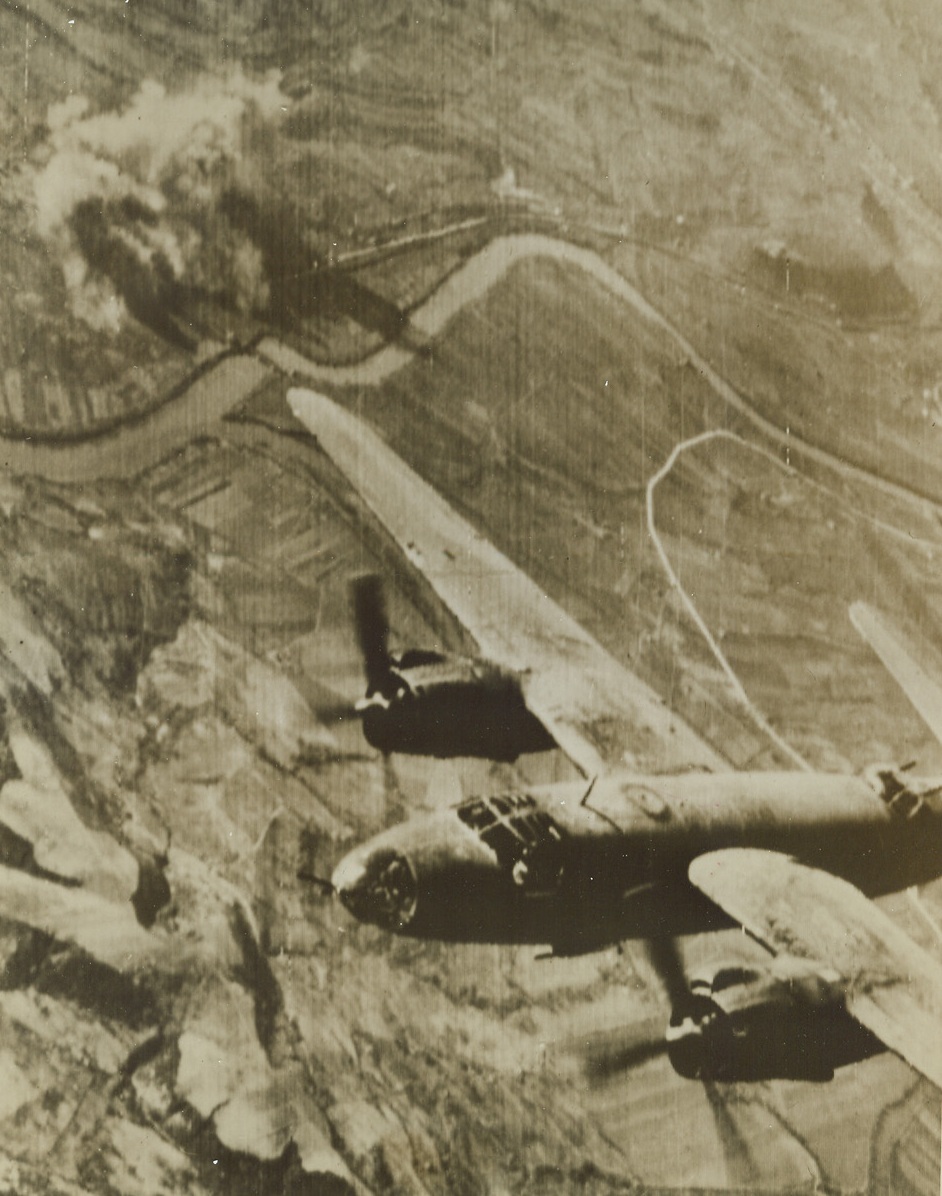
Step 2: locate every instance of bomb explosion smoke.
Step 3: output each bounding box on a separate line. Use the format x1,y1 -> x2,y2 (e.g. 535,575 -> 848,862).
29,70 -> 285,337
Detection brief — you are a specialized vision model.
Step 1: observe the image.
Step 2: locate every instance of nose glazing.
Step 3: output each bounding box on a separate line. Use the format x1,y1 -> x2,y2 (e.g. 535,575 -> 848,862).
332,847 -> 418,931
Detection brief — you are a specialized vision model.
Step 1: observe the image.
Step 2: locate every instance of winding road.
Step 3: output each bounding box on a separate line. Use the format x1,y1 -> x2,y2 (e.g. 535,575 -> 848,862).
2,232 -> 941,530
645,429 -> 812,772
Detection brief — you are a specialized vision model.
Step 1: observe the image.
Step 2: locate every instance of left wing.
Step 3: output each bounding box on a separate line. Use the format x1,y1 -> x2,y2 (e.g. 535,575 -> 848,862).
288,387 -> 726,776
689,848 -> 942,1089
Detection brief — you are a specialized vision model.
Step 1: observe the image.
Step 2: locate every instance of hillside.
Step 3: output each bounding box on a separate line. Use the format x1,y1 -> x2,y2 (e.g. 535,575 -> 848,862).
4,2 -> 942,1193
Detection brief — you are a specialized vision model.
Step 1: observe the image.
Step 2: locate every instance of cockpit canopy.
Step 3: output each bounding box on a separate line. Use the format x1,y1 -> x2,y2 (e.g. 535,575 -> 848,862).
456,792 -> 565,893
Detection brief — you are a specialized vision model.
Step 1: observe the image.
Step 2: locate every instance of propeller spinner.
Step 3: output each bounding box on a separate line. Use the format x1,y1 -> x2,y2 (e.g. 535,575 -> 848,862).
353,573 -> 393,694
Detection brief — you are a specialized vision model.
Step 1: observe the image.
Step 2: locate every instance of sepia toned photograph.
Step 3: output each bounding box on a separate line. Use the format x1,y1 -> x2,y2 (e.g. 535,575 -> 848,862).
2,2 -> 942,1192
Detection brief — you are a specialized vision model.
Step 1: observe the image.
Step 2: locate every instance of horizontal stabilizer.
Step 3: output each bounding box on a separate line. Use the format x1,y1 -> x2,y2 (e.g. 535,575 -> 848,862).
849,602 -> 942,749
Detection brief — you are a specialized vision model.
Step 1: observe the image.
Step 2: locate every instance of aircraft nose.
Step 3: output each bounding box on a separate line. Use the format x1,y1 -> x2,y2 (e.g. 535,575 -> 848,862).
332,845 -> 418,932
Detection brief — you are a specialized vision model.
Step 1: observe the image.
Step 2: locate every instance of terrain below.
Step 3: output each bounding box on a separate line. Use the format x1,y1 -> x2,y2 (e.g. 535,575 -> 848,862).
3,2 -> 942,1194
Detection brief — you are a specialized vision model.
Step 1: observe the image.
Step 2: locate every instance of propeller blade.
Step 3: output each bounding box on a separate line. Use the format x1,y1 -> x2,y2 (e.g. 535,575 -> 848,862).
571,937 -> 692,1087
576,939 -> 693,1085
314,700 -> 361,725
583,1032 -> 669,1084
296,869 -> 335,894
352,574 -> 391,688
702,1081 -> 762,1187
644,936 -> 692,1013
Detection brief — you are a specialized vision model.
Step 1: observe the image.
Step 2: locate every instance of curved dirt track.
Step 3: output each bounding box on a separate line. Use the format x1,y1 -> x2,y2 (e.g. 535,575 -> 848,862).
2,232 -> 939,525
262,233 -> 942,520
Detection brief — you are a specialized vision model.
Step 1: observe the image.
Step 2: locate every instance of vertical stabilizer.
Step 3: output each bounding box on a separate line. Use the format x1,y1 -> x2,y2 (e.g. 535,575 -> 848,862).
849,602 -> 942,748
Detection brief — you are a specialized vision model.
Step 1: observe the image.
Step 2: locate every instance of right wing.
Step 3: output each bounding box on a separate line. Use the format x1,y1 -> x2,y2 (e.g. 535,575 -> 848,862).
850,601 -> 942,748
690,847 -> 942,1090
289,387 -> 726,777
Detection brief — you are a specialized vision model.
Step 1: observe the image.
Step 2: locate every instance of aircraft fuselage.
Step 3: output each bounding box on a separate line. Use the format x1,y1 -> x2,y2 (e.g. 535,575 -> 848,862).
331,767 -> 942,954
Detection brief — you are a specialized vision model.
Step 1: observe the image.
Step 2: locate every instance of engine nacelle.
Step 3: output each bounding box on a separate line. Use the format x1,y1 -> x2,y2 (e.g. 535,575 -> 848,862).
357,661 -> 555,761
665,956 -> 882,1082
349,574 -> 557,762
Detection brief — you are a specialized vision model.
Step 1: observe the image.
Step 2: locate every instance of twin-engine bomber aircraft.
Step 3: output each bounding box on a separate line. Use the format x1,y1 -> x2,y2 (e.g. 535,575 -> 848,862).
289,386 -> 942,1090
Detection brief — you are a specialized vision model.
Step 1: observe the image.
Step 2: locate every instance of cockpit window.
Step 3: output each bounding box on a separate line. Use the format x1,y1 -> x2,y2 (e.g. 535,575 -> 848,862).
459,799 -> 496,833
512,812 -> 550,845
457,793 -> 565,893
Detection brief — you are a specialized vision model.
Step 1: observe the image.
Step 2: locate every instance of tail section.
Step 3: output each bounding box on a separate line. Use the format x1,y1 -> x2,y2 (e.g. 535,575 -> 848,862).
849,602 -> 942,748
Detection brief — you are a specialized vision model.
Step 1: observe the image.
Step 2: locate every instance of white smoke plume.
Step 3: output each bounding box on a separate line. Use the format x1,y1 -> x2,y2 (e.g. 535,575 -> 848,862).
30,68 -> 284,333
